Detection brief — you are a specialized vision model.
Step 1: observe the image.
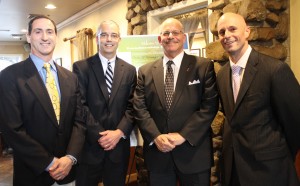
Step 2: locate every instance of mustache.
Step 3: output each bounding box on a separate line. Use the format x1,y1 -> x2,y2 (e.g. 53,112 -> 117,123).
163,38 -> 178,44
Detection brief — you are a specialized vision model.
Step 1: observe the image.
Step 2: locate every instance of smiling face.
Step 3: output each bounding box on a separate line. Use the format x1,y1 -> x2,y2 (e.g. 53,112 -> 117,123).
96,21 -> 120,59
217,13 -> 250,62
26,18 -> 57,62
158,18 -> 186,59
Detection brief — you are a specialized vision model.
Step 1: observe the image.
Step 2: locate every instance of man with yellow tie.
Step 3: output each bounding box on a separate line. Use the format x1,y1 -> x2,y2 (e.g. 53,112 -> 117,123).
0,15 -> 86,186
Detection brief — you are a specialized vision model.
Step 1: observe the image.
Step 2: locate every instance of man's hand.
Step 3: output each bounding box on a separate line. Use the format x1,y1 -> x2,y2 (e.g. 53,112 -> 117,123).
168,132 -> 186,146
98,129 -> 124,151
49,156 -> 73,181
154,134 -> 176,153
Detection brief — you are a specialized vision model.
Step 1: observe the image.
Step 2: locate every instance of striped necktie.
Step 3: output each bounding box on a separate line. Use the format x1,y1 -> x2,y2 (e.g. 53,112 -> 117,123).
165,60 -> 174,111
105,61 -> 113,97
44,63 -> 60,123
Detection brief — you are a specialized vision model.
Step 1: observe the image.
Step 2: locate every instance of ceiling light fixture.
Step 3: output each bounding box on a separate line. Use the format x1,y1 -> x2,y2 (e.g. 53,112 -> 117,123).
45,4 -> 56,9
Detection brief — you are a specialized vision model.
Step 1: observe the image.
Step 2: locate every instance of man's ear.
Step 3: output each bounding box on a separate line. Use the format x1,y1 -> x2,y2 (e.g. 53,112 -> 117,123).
245,26 -> 250,39
158,35 -> 162,44
26,34 -> 31,44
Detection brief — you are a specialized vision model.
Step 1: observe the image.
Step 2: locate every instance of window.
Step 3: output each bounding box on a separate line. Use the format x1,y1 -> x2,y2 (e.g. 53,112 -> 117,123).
0,54 -> 22,71
147,0 -> 212,56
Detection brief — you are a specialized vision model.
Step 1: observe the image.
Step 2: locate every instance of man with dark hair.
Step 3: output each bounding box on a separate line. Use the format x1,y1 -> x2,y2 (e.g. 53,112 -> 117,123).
0,15 -> 86,186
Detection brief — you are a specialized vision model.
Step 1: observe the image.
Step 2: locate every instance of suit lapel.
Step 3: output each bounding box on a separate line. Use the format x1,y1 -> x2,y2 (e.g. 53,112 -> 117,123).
170,54 -> 193,113
90,54 -> 110,102
223,63 -> 235,115
152,59 -> 166,110
109,57 -> 124,105
24,59 -> 58,126
56,65 -> 70,126
233,50 -> 258,115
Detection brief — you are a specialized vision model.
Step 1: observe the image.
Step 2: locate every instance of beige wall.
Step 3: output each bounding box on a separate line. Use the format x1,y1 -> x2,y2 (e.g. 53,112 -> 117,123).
1,0 -> 299,82
290,0 -> 300,83
54,0 -> 127,70
0,42 -> 29,60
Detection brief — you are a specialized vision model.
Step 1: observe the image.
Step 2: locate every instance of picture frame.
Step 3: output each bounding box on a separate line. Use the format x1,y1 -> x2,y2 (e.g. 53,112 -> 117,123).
202,48 -> 206,58
187,49 -> 201,57
55,58 -> 62,66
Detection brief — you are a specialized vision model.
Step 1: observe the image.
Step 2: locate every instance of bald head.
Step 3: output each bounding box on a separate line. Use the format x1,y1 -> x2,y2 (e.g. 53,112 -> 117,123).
160,18 -> 184,34
217,13 -> 247,31
217,13 -> 250,62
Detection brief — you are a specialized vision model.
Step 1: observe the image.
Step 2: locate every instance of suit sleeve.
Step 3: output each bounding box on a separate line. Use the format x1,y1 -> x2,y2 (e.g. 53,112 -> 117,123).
134,67 -> 162,144
65,74 -> 87,159
180,61 -> 219,146
0,68 -> 53,174
115,66 -> 137,136
271,62 -> 300,157
72,61 -> 106,143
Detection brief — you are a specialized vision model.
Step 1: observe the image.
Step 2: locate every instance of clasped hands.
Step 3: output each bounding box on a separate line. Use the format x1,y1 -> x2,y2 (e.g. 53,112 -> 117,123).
154,132 -> 186,153
49,156 -> 73,181
98,129 -> 124,151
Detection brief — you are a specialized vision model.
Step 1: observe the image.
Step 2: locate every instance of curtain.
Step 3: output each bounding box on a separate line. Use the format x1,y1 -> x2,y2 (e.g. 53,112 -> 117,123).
75,28 -> 93,61
179,14 -> 201,48
176,10 -> 208,49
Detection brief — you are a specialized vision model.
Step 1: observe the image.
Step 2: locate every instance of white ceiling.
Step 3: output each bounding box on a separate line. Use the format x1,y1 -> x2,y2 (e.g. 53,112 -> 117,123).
0,0 -> 99,42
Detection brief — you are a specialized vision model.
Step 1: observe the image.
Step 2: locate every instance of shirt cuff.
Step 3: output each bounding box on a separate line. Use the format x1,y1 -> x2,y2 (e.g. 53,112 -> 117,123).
66,155 -> 77,165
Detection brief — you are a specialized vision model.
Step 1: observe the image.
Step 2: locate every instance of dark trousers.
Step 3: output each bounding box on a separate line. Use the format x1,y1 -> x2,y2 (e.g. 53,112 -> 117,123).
76,156 -> 128,186
149,169 -> 210,186
229,160 -> 241,186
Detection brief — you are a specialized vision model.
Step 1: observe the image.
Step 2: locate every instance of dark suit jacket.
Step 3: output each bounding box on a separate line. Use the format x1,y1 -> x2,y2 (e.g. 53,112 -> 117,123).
72,54 -> 136,165
0,57 -> 86,186
217,49 -> 300,186
134,53 -> 219,174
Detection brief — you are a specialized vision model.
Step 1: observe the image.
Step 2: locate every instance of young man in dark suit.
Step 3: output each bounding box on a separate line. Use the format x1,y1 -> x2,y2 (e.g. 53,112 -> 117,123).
134,18 -> 219,186
217,12 -> 300,186
0,15 -> 86,186
73,20 -> 136,186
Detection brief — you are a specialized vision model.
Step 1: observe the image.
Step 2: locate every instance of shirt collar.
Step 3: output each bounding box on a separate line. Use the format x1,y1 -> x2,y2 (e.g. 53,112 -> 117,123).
230,45 -> 252,69
163,51 -> 184,68
30,53 -> 57,72
99,53 -> 116,64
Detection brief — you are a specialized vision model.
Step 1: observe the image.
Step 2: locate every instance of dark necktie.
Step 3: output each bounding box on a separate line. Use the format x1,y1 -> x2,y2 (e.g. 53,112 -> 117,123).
165,60 -> 174,111
105,61 -> 113,97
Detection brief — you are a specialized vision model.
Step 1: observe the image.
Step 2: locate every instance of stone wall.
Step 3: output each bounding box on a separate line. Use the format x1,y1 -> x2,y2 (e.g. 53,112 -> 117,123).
207,0 -> 289,63
126,0 -> 184,35
126,0 -> 289,186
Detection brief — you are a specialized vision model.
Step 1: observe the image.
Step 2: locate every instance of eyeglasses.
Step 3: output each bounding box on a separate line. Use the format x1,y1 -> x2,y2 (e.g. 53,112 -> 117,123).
161,30 -> 183,37
98,33 -> 119,40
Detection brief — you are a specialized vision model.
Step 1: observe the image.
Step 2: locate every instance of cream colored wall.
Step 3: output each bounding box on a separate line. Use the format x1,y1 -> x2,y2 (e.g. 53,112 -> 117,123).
0,42 -> 29,60
290,0 -> 300,83
54,0 -> 300,82
54,0 -> 127,70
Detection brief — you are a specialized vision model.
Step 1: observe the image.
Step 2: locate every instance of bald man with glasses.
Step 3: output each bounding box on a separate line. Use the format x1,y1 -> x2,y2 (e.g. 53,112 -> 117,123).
134,18 -> 218,186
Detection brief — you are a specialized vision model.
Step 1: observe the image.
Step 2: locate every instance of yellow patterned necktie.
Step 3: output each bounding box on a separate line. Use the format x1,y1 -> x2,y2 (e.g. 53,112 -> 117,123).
44,63 -> 60,124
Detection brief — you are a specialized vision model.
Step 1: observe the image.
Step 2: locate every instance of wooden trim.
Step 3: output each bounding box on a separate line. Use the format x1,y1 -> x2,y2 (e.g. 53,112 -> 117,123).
63,28 -> 93,42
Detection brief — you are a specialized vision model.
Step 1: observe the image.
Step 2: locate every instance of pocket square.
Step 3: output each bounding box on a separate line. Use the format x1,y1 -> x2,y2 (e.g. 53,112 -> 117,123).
188,79 -> 200,85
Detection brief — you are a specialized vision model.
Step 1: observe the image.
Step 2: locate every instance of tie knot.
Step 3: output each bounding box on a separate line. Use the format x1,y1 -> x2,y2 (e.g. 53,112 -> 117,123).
167,60 -> 173,67
44,63 -> 50,69
44,63 -> 51,72
232,65 -> 241,75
